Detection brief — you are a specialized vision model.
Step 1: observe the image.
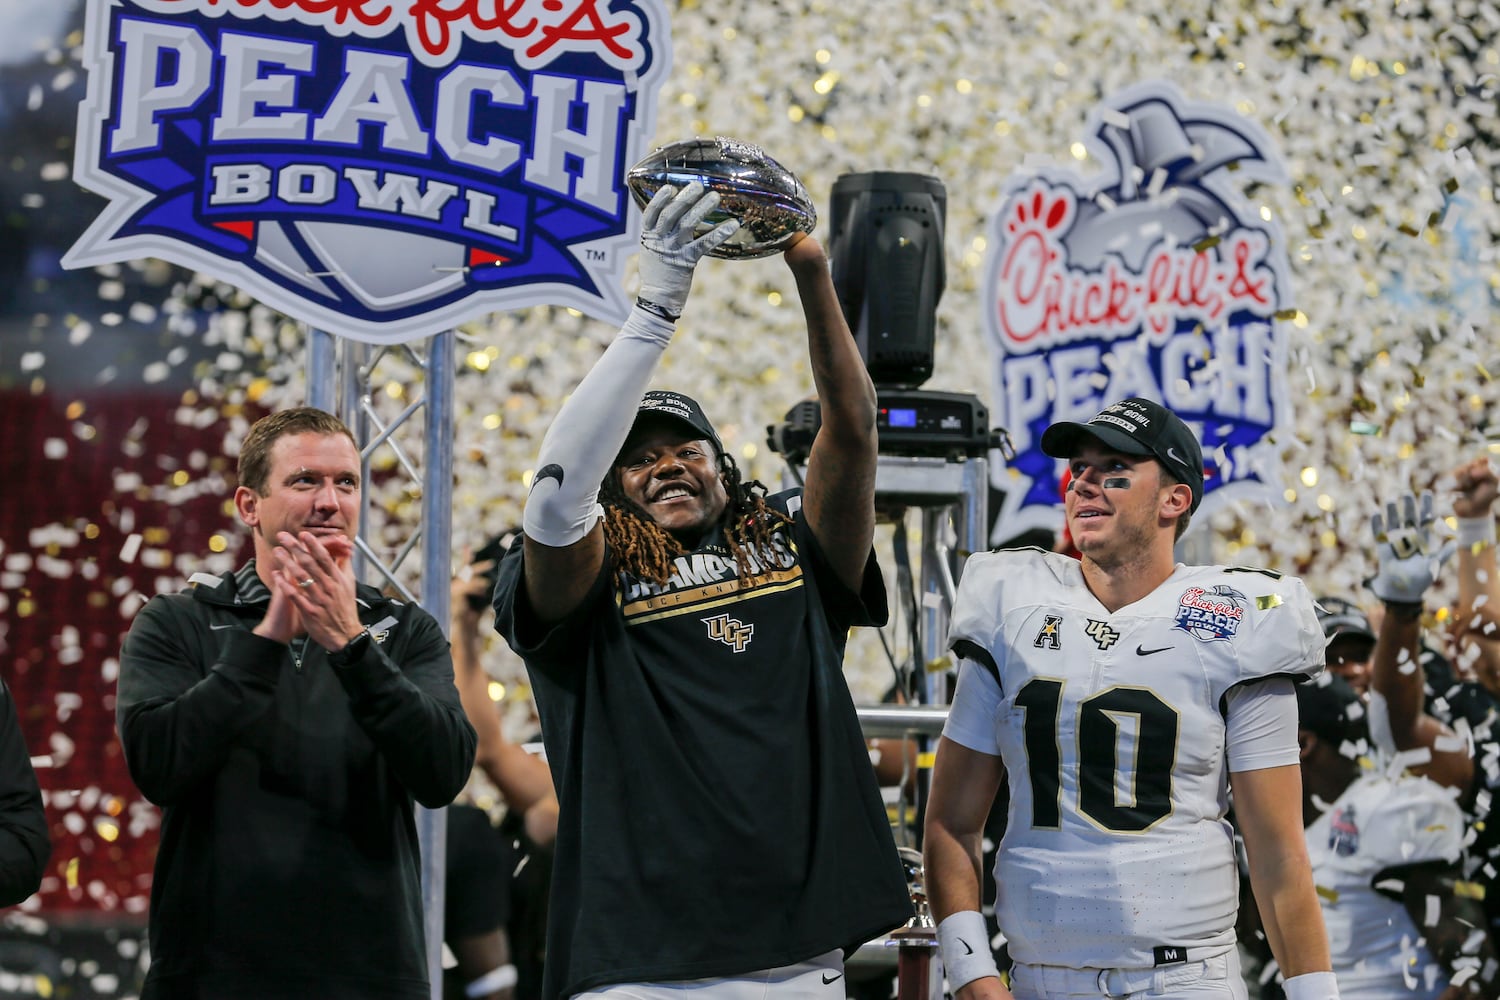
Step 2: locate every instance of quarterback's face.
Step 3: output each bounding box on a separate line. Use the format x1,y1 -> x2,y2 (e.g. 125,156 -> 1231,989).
617,426 -> 729,546
1064,445 -> 1170,565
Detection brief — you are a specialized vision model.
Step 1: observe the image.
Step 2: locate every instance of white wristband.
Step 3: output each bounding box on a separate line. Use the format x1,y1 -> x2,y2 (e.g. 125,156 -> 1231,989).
937,910 -> 1000,992
1457,516 -> 1497,551
465,963 -> 517,997
1283,971 -> 1340,1000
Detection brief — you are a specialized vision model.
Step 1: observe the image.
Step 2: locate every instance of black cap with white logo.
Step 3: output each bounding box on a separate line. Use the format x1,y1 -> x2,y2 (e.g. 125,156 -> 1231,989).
1314,596 -> 1376,644
1040,397 -> 1204,513
623,390 -> 723,456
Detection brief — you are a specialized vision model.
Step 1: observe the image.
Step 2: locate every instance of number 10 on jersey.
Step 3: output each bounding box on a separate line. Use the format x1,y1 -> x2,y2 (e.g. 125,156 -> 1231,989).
1017,678 -> 1180,833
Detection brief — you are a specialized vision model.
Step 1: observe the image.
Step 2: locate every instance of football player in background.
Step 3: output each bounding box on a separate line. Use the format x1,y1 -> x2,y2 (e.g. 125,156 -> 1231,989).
924,397 -> 1338,1000
1294,674 -> 1492,999
1364,460 -> 1500,971
444,536 -> 559,1000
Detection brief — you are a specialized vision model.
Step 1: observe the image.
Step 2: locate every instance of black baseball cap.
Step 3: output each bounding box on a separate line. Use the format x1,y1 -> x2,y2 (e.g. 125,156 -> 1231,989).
1315,596 -> 1376,645
622,390 -> 723,457
1040,397 -> 1204,513
1295,673 -> 1368,747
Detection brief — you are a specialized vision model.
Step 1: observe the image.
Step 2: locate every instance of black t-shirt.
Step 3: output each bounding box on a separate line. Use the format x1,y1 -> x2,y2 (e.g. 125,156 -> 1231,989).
494,491 -> 913,1000
1422,652 -> 1500,932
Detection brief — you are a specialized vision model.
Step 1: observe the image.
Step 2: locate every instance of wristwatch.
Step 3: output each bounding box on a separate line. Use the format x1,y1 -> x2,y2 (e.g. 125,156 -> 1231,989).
329,627 -> 372,668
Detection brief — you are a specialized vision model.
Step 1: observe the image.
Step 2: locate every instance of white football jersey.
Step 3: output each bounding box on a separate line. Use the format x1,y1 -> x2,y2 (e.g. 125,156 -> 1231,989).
944,549 -> 1323,969
1307,771 -> 1464,1000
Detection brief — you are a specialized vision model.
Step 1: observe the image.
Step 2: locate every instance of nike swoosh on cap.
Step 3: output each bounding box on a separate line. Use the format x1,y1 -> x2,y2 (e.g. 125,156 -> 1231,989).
1166,447 -> 1185,464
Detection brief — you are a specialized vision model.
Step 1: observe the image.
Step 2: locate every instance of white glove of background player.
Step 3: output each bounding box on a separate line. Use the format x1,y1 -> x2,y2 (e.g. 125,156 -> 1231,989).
1368,490 -> 1456,604
636,182 -> 740,320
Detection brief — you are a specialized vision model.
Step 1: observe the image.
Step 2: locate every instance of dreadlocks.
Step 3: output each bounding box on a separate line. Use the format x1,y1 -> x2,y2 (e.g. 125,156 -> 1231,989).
599,449 -> 788,587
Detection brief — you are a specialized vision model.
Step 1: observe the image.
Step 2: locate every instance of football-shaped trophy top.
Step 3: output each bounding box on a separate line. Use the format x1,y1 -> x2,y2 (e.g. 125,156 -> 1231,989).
625,137 -> 818,259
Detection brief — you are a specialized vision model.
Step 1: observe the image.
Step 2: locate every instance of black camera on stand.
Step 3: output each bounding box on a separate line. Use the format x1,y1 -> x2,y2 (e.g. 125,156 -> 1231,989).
768,173 -> 1006,871
766,171 -> 1008,463
766,391 -> 1004,465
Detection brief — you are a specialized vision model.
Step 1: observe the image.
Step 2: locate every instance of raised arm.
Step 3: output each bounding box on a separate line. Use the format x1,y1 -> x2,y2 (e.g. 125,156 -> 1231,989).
789,235 -> 879,591
1450,458 -> 1500,687
1366,491 -> 1472,792
520,183 -> 738,622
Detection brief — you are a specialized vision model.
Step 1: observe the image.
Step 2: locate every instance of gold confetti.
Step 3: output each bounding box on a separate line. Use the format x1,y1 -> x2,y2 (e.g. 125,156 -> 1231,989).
1256,594 -> 1283,610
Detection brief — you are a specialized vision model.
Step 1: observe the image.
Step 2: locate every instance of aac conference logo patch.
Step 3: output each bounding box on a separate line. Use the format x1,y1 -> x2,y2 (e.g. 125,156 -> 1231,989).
65,0 -> 672,343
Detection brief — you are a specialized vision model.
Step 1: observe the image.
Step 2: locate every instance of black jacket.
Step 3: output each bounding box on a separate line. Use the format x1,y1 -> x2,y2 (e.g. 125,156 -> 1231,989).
117,563 -> 475,1000
0,679 -> 48,907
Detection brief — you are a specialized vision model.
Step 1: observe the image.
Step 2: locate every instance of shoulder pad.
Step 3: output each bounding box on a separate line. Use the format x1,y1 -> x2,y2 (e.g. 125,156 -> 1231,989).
992,544 -> 1053,557
1223,565 -> 1282,580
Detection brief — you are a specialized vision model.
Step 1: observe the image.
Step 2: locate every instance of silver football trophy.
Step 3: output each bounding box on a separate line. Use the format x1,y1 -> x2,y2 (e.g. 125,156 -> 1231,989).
626,136 -> 817,259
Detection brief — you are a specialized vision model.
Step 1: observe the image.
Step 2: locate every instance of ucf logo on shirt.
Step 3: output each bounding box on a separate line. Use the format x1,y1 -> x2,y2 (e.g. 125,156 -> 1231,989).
705,614 -> 754,652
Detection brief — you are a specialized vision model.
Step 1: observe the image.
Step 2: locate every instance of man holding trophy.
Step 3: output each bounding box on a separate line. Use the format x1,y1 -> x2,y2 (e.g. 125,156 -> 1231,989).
493,148 -> 913,999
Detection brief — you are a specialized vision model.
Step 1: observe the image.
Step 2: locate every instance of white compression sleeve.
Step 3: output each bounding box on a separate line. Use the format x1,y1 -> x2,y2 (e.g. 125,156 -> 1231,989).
522,304 -> 675,548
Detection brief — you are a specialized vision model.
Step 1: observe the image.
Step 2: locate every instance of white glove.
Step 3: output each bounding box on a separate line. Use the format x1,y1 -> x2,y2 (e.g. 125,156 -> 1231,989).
635,182 -> 740,320
1368,490 -> 1456,604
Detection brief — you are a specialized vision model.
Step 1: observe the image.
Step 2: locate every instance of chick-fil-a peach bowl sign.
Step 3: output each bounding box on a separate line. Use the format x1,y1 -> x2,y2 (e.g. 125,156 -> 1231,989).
983,81 -> 1298,543
65,0 -> 671,343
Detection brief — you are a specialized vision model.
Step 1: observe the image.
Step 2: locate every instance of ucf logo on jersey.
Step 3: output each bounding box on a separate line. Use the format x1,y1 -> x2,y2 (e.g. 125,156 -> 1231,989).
705,614 -> 754,652
1084,619 -> 1120,650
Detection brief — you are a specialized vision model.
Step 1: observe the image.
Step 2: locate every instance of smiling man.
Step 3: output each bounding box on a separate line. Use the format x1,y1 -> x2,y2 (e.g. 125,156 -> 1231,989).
116,406 -> 475,999
924,397 -> 1340,1000
492,183 -> 911,1000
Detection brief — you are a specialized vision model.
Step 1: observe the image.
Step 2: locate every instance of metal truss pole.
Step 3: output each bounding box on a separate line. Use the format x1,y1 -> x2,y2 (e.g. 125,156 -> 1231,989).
858,454 -> 987,999
869,455 -> 987,845
305,326 -> 457,1000
417,330 -> 455,1000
